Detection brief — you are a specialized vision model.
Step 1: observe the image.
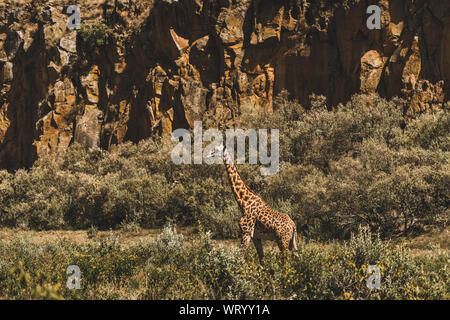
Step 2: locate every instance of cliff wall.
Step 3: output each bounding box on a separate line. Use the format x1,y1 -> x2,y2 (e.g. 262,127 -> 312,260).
0,0 -> 449,169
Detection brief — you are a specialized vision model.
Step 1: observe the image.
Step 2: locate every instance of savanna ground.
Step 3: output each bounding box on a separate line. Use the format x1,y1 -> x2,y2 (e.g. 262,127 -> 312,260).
0,93 -> 449,299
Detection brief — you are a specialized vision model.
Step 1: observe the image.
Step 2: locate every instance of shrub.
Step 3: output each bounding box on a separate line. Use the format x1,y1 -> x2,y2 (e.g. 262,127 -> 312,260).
77,23 -> 108,51
2,228 -> 447,300
0,94 -> 448,239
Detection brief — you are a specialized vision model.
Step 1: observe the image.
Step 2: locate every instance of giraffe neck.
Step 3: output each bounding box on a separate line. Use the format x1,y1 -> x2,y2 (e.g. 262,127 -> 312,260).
224,152 -> 253,210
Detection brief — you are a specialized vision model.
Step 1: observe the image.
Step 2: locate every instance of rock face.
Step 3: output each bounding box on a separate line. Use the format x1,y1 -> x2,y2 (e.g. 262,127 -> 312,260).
0,0 -> 449,170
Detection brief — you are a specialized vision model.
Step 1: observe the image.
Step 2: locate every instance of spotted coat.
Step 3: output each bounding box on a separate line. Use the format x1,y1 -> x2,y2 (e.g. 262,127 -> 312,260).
225,159 -> 298,262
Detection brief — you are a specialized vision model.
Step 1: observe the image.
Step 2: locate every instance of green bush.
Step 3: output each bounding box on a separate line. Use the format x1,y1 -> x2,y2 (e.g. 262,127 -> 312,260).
78,23 -> 108,51
0,93 -> 448,239
0,227 -> 447,299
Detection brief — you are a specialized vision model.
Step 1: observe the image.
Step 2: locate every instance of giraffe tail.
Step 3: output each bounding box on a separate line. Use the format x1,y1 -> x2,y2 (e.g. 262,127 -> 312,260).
289,227 -> 298,252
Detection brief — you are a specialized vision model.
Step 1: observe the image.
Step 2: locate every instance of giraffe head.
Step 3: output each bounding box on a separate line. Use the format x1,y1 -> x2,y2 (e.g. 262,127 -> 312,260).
205,144 -> 233,164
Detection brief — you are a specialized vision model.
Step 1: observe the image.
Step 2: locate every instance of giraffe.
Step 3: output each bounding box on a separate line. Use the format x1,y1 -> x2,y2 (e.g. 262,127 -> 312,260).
206,145 -> 298,263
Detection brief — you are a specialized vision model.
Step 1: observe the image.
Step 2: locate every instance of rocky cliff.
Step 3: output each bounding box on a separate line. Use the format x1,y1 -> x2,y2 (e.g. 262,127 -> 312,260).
0,0 -> 449,170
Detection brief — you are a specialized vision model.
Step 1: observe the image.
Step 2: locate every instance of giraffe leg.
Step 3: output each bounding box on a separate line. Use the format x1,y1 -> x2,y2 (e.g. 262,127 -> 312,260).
241,233 -> 252,258
276,237 -> 289,252
239,216 -> 255,259
282,236 -> 291,252
276,238 -> 289,263
252,238 -> 264,264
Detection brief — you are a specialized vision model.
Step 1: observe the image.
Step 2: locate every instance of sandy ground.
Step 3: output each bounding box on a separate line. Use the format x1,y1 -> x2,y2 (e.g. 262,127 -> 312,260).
0,226 -> 448,256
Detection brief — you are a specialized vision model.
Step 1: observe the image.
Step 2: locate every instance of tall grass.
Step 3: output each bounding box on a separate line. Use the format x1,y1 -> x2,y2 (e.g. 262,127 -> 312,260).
0,226 -> 447,299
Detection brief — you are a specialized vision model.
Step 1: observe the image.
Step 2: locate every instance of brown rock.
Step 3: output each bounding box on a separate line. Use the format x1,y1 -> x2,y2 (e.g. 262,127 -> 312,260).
1,61 -> 13,83
81,66 -> 100,104
0,0 -> 449,169
74,106 -> 103,150
360,50 -> 384,93
59,31 -> 77,53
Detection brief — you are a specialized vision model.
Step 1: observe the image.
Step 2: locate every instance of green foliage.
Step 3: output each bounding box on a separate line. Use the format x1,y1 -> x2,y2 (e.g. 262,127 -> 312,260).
394,111 -> 450,150
78,23 -> 108,50
0,228 -> 447,299
0,93 -> 448,239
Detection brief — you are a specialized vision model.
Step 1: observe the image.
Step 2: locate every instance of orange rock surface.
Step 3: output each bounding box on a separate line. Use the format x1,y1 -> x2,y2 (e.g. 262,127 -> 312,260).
0,0 -> 448,169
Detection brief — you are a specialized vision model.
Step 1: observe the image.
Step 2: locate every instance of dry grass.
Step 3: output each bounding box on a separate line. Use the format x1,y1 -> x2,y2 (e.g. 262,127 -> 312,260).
1,226 -> 448,257
0,227 -> 184,248
400,227 -> 450,257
